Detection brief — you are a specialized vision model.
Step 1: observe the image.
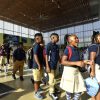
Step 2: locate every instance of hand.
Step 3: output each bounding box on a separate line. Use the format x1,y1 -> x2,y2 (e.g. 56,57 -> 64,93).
84,60 -> 93,65
90,71 -> 95,78
38,65 -> 41,71
76,61 -> 85,67
46,67 -> 50,73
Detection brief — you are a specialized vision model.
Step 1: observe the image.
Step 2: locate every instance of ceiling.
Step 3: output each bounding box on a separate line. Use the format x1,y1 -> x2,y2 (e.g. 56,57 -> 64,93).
0,0 -> 99,32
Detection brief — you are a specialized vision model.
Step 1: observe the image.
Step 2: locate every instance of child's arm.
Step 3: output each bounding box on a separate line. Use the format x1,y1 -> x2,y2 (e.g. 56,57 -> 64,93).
34,54 -> 41,70
61,55 -> 85,67
90,52 -> 96,78
45,55 -> 50,73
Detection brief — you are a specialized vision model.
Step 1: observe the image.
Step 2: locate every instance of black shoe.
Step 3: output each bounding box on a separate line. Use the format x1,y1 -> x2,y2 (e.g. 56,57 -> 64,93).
55,88 -> 61,94
49,93 -> 58,100
12,74 -> 16,80
20,76 -> 24,81
31,78 -> 34,84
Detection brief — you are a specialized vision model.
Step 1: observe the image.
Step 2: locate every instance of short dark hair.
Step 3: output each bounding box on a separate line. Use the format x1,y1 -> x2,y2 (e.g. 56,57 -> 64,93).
34,33 -> 43,38
50,33 -> 59,37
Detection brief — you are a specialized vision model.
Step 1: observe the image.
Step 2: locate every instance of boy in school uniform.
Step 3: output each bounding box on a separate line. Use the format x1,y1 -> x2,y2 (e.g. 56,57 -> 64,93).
60,34 -> 92,100
45,33 -> 60,100
32,33 -> 44,99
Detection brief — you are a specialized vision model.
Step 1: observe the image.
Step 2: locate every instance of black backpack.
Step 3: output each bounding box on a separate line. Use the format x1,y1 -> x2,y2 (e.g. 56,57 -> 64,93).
27,48 -> 34,69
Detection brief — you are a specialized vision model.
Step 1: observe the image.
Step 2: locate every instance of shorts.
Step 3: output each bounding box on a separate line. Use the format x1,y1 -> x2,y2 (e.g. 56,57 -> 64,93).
32,68 -> 43,82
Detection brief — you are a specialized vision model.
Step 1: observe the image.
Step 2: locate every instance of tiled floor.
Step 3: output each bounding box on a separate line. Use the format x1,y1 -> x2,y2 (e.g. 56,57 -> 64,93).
0,67 -> 91,100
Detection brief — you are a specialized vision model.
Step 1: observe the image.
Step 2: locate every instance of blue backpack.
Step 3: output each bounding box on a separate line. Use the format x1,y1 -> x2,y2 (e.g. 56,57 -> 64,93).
85,77 -> 99,96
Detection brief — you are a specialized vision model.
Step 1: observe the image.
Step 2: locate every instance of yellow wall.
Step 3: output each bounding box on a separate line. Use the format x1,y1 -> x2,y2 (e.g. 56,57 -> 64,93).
0,33 -> 3,45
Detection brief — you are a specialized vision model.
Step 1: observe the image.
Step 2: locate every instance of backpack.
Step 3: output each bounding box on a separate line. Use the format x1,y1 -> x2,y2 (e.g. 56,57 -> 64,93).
27,47 -> 34,69
66,46 -> 87,72
83,44 -> 100,60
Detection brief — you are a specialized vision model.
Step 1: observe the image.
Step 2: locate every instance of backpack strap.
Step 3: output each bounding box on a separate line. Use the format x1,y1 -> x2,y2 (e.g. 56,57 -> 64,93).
96,44 -> 100,57
66,46 -> 72,60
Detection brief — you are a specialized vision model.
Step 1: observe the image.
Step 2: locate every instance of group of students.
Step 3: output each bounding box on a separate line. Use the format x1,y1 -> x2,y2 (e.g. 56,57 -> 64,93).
29,32 -> 100,100
11,32 -> 100,100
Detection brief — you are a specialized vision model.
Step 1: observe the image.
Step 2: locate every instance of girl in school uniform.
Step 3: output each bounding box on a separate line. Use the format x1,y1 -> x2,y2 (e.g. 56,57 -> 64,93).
88,33 -> 100,100
60,34 -> 92,100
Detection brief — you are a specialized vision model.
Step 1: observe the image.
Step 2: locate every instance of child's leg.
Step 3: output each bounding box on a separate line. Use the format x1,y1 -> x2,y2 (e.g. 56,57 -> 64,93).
34,81 -> 41,92
48,70 -> 55,94
33,69 -> 44,99
66,92 -> 71,100
73,92 -> 81,100
33,69 -> 42,92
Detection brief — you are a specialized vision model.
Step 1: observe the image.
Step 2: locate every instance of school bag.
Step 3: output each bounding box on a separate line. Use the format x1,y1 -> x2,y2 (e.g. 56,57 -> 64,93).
27,47 -> 33,69
83,44 -> 100,72
83,44 -> 100,60
66,46 -> 87,72
85,77 -> 99,96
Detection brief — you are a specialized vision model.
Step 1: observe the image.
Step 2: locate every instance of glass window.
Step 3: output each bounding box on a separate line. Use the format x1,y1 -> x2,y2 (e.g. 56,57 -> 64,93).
22,27 -> 28,34
84,23 -> 93,31
0,20 -> 3,28
79,38 -> 83,42
0,29 -> 3,33
22,33 -> 28,37
14,32 -> 21,36
29,34 -> 34,39
75,25 -> 83,32
4,22 -> 13,31
44,37 -> 50,44
29,29 -> 35,35
93,21 -> 100,30
68,27 -> 74,34
60,35 -> 64,44
14,24 -> 21,32
61,28 -> 67,35
43,32 -> 49,38
34,30 -> 40,34
4,30 -> 13,35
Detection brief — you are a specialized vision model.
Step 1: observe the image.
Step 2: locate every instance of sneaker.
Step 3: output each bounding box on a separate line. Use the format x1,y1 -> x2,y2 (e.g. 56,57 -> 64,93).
38,87 -> 44,93
55,88 -> 61,94
49,93 -> 58,100
20,76 -> 24,81
34,91 -> 44,100
12,74 -> 16,80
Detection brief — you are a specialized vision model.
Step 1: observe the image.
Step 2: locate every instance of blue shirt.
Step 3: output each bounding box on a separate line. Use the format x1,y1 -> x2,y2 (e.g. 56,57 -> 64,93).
13,48 -> 26,61
33,43 -> 43,69
46,42 -> 59,70
64,46 -> 80,61
88,44 -> 100,65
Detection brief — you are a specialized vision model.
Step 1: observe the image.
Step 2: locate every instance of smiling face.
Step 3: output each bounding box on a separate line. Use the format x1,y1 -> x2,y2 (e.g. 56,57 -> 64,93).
96,34 -> 100,44
51,35 -> 59,43
68,34 -> 79,47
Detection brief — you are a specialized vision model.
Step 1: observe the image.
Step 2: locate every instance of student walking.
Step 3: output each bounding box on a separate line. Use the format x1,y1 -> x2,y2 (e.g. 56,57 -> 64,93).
60,34 -> 92,100
12,42 -> 26,81
45,33 -> 60,100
